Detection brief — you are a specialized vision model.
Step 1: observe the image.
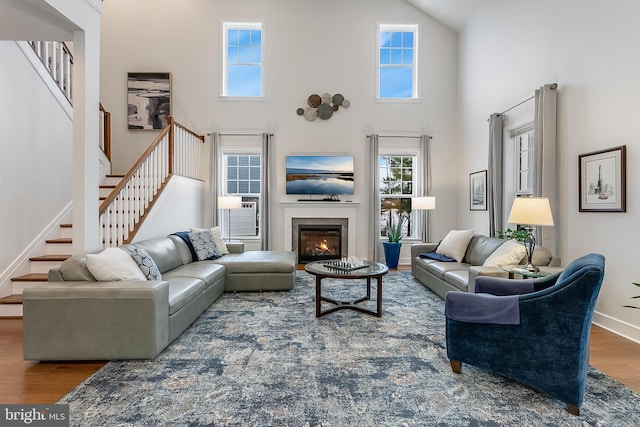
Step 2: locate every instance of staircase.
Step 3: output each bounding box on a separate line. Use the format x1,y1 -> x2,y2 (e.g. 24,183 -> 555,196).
0,175 -> 124,317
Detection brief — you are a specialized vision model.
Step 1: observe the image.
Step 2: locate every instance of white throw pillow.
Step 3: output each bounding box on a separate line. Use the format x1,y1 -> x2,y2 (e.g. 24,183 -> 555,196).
436,229 -> 474,262
483,239 -> 527,267
211,226 -> 229,255
86,247 -> 147,281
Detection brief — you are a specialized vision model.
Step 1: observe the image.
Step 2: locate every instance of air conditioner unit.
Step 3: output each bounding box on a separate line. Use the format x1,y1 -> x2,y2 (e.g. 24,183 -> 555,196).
229,202 -> 257,236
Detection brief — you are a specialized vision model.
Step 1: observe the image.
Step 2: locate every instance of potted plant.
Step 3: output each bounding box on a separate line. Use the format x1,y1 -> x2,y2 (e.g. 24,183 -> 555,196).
623,282 -> 640,309
496,228 -> 528,242
382,213 -> 408,268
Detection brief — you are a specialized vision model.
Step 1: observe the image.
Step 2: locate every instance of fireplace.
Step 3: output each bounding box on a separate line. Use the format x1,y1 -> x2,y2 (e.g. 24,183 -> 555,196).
292,217 -> 348,263
297,224 -> 342,263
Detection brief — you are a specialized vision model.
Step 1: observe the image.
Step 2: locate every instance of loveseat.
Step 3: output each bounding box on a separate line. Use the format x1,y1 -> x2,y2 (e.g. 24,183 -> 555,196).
23,232 -> 296,361
411,232 -> 560,299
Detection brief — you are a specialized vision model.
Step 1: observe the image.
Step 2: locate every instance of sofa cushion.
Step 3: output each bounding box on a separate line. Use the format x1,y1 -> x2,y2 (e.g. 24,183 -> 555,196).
166,277 -> 205,315
483,239 -> 527,267
436,229 -> 474,262
214,251 -> 296,274
189,229 -> 223,260
170,232 -> 198,263
135,238 -> 184,274
464,235 -> 506,266
528,245 -> 553,267
425,261 -> 470,280
163,262 -> 226,286
86,248 -> 147,282
443,270 -> 470,292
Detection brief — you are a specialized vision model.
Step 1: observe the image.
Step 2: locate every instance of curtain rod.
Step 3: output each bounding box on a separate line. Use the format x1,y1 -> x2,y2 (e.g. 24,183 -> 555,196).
366,134 -> 432,139
206,132 -> 274,136
489,83 -> 558,121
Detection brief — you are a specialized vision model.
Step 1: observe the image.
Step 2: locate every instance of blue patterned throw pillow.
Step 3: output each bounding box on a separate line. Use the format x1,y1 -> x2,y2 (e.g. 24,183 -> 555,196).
188,230 -> 222,261
120,246 -> 162,280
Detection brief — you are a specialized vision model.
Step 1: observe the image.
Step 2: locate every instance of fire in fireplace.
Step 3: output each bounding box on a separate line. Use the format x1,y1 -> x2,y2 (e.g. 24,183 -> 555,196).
298,224 -> 342,263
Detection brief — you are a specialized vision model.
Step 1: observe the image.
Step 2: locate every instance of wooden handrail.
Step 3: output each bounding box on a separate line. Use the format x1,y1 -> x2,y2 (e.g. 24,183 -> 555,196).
99,125 -> 171,214
99,102 -> 111,161
99,117 -> 205,246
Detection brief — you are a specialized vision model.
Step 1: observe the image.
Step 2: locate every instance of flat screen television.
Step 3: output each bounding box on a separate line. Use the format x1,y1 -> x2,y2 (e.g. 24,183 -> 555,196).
286,155 -> 354,196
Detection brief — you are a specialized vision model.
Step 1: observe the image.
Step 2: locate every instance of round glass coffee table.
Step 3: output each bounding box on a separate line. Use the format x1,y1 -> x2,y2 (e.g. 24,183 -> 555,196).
304,260 -> 389,318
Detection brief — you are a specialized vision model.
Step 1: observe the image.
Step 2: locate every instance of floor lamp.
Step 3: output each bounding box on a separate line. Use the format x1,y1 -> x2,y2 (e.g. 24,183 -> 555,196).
411,196 -> 436,242
217,195 -> 242,242
507,197 -> 554,272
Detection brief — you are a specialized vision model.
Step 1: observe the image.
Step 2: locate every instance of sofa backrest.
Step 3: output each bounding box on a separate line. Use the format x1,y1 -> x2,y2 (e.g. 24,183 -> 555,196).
131,237 -> 184,274
463,235 -> 505,265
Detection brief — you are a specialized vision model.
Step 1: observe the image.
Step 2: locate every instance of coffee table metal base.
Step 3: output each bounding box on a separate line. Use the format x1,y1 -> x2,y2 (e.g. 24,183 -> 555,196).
315,276 -> 382,317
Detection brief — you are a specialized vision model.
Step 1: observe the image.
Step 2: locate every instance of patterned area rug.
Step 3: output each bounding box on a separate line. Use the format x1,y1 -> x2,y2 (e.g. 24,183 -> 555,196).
59,271 -> 640,426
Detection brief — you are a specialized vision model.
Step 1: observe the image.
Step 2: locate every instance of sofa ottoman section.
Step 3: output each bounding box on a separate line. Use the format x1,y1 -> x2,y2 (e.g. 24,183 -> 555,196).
215,251 -> 296,292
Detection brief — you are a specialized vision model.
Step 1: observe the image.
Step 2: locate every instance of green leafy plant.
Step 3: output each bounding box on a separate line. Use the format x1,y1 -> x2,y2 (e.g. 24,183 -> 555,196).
385,213 -> 409,243
497,228 -> 528,242
623,282 -> 640,310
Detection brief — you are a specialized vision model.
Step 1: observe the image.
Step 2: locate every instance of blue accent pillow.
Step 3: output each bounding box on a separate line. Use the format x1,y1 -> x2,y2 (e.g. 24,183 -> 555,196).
188,230 -> 222,261
419,251 -> 456,262
120,246 -> 162,280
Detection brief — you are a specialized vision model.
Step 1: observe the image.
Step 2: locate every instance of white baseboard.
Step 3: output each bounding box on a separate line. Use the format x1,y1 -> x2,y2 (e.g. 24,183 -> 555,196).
592,311 -> 640,345
0,202 -> 72,298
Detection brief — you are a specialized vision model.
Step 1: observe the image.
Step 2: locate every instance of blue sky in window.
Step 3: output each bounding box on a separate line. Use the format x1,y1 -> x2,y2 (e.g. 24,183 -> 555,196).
227,28 -> 262,96
379,30 -> 414,98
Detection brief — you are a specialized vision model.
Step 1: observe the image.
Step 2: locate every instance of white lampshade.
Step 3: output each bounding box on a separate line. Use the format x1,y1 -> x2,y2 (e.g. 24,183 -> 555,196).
217,195 -> 242,209
411,196 -> 436,210
507,197 -> 554,226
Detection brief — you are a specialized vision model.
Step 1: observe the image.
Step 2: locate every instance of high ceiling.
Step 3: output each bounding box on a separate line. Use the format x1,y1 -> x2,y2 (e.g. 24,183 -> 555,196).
406,0 -> 488,32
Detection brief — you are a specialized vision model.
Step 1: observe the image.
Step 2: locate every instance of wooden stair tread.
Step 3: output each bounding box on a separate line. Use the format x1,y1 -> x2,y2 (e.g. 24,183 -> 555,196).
0,294 -> 23,304
11,273 -> 47,282
46,238 -> 72,244
99,185 -> 116,189
106,174 -> 125,178
29,255 -> 70,262
60,223 -> 72,228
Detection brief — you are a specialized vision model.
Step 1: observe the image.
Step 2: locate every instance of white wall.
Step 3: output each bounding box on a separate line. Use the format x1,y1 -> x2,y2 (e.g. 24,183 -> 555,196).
99,0 -> 460,260
458,0 -> 640,341
0,41 -> 73,285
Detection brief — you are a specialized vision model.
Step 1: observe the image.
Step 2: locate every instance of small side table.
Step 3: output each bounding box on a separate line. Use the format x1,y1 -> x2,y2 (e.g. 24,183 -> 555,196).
501,264 -> 563,279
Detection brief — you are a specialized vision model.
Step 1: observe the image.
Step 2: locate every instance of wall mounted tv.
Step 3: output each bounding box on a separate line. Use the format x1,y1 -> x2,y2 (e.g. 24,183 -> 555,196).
286,155 -> 354,196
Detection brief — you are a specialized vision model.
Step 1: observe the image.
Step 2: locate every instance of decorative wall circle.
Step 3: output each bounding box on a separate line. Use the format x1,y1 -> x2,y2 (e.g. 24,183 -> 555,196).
297,92 -> 350,121
308,94 -> 322,108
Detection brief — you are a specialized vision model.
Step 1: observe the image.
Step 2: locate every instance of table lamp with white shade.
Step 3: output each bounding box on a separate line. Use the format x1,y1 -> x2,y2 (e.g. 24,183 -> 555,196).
411,196 -> 436,241
217,195 -> 242,242
507,196 -> 554,272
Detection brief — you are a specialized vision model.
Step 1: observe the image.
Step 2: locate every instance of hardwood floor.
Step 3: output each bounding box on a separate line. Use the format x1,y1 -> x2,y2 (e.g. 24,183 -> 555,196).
1,310 -> 639,404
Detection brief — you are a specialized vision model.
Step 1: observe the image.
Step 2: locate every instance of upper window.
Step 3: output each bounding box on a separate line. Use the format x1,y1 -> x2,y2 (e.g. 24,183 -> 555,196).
222,22 -> 263,97
377,24 -> 418,99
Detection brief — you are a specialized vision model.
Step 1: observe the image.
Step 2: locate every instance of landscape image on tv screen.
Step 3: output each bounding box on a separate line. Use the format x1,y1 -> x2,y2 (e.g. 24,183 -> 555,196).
286,155 -> 354,195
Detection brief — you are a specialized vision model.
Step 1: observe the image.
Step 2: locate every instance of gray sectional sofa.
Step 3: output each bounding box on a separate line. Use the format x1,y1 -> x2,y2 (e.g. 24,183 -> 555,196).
23,234 -> 296,361
411,234 -> 560,299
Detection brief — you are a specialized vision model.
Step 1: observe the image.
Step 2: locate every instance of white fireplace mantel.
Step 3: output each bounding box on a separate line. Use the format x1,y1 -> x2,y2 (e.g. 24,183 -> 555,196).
281,201 -> 359,256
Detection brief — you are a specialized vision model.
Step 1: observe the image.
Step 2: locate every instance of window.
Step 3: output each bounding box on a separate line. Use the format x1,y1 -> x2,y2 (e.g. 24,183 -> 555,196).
512,127 -> 534,196
379,154 -> 418,239
223,152 -> 261,237
222,22 -> 262,97
377,23 -> 418,99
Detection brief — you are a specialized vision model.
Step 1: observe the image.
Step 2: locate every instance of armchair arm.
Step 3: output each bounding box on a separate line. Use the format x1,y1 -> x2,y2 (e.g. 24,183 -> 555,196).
445,292 -> 520,325
474,276 -> 534,296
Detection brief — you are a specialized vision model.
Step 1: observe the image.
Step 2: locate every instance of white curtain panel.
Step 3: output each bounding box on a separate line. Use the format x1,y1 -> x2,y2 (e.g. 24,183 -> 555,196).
534,84 -> 559,254
368,134 -> 380,263
210,132 -> 220,226
261,132 -> 272,250
420,135 -> 433,242
488,113 -> 504,237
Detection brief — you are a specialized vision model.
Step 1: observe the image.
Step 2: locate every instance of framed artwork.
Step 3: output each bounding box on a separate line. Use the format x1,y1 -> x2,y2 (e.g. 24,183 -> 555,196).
470,170 -> 487,211
127,72 -> 171,130
579,145 -> 626,212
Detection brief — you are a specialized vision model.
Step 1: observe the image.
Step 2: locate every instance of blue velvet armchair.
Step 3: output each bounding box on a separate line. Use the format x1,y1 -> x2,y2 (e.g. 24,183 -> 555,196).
444,253 -> 605,415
